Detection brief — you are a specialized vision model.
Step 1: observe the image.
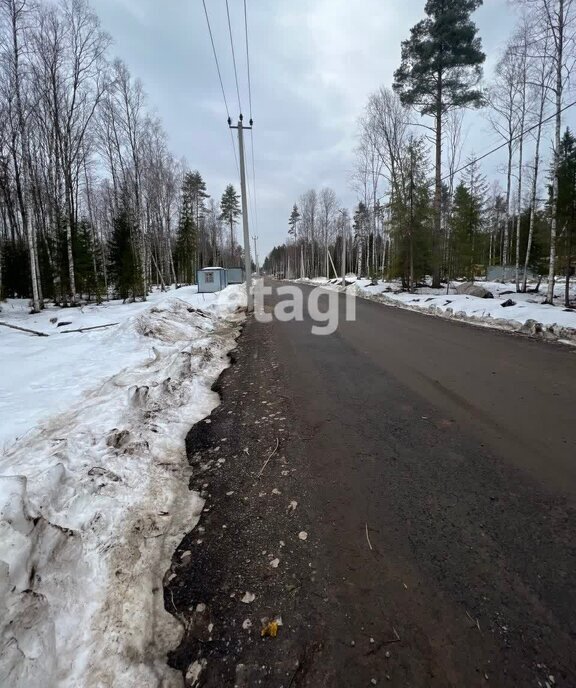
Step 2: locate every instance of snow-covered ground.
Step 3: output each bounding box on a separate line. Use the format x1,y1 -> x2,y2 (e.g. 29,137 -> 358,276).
0,285 -> 245,687
293,276 -> 576,342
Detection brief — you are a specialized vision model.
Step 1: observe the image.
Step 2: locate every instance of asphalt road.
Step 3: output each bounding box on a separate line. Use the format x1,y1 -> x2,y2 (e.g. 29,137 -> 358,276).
276,281 -> 576,491
168,280 -> 576,687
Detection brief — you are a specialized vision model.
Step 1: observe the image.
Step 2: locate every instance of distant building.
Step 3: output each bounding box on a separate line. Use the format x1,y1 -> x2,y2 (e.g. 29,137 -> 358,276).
197,267 -> 228,293
227,267 -> 245,284
487,265 -> 537,282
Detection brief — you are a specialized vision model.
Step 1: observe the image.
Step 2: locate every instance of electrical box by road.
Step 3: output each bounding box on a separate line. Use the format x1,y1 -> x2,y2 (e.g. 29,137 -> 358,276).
197,267 -> 228,293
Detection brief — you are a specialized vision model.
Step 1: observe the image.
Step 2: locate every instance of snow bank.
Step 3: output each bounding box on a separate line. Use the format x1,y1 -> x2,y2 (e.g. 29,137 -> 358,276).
0,285 -> 245,687
294,277 -> 576,342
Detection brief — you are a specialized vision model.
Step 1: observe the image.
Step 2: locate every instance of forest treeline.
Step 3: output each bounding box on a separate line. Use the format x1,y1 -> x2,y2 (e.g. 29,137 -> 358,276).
0,0 -> 243,310
263,0 -> 576,307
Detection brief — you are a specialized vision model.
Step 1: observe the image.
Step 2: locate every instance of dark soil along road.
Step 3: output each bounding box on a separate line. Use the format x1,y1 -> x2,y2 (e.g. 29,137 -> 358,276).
166,282 -> 576,687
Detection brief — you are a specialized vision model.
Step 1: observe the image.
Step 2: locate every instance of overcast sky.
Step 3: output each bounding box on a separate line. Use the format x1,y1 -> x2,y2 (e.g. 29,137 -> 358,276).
90,0 -> 573,259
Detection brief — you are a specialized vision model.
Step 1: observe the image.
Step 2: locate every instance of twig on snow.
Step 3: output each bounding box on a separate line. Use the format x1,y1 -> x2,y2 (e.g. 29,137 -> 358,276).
59,322 -> 119,333
0,321 -> 49,337
365,523 -> 373,551
257,437 -> 279,478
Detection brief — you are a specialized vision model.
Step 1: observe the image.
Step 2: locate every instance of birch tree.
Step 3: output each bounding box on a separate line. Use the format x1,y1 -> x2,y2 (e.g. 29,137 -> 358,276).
487,45 -> 523,268
319,187 -> 337,277
522,28 -> 553,291
537,0 -> 576,303
1,0 -> 41,311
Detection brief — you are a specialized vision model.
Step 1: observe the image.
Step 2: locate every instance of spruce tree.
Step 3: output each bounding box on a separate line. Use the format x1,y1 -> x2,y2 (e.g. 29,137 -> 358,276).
73,219 -> 100,302
450,183 -> 477,279
393,0 -> 485,287
185,171 -> 210,266
555,128 -> 576,306
390,136 -> 432,289
220,184 -> 241,262
108,208 -> 140,301
449,164 -> 486,281
176,174 -> 198,283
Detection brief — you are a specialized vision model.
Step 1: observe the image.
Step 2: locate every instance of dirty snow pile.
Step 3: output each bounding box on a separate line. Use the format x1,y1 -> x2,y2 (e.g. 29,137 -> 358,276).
0,285 -> 245,688
295,276 -> 576,342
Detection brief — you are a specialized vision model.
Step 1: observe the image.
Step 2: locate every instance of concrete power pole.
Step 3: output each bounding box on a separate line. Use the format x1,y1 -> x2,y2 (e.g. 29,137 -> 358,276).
229,115 -> 253,311
252,234 -> 259,275
339,209 -> 347,287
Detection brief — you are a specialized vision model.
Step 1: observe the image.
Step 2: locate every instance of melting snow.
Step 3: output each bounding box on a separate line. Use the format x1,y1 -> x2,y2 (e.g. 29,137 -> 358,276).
0,285 -> 245,687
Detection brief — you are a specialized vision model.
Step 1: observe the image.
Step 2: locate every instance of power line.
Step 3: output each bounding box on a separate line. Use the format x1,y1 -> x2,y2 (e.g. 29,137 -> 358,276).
225,0 -> 243,115
229,130 -> 240,176
201,0 -> 239,175
243,0 -> 258,233
443,98 -> 576,184
243,0 -> 253,119
377,97 -> 576,203
201,0 -> 231,119
250,130 -> 259,233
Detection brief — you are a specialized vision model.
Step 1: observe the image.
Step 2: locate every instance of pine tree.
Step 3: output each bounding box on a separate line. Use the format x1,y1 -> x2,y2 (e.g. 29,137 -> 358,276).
288,204 -> 302,278
288,204 -> 301,238
353,202 -> 370,277
220,184 -> 241,263
393,0 -> 485,288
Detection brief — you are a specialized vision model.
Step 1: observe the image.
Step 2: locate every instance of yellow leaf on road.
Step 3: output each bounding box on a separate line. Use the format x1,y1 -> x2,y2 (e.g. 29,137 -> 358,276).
261,620 -> 279,638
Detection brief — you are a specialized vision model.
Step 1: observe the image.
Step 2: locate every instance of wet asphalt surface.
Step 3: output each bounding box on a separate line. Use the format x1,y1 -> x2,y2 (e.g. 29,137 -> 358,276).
165,281 -> 576,687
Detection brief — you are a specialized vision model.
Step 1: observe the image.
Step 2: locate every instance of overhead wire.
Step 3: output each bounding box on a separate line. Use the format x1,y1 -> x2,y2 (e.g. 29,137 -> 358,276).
243,0 -> 259,235
243,0 -> 253,119
201,0 -> 239,175
377,97 -> 576,203
442,98 -> 576,185
225,0 -> 243,116
249,131 -> 259,233
202,0 -> 231,118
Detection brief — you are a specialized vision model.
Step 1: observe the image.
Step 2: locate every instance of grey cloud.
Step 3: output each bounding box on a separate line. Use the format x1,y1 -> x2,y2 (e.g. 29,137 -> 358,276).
92,0 -> 531,258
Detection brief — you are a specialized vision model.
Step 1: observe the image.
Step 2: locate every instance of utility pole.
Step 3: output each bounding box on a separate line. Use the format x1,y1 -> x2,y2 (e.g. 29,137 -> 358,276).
252,234 -> 259,275
339,209 -> 347,287
229,115 -> 253,311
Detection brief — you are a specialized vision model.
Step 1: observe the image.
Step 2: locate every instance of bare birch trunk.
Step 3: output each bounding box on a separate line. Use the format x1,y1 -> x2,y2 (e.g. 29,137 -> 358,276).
546,4 -> 564,304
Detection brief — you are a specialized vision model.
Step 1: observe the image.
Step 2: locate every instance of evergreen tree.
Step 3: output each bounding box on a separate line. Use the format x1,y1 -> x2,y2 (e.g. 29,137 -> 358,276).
108,208 -> 140,301
1,239 -> 29,298
73,219 -> 100,301
555,128 -> 576,306
390,136 -> 432,289
450,184 -> 478,279
288,204 -> 301,238
176,174 -> 198,283
486,191 -> 507,267
353,202 -> 370,277
220,184 -> 241,262
393,0 -> 485,287
185,171 -> 210,266
449,161 -> 486,280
